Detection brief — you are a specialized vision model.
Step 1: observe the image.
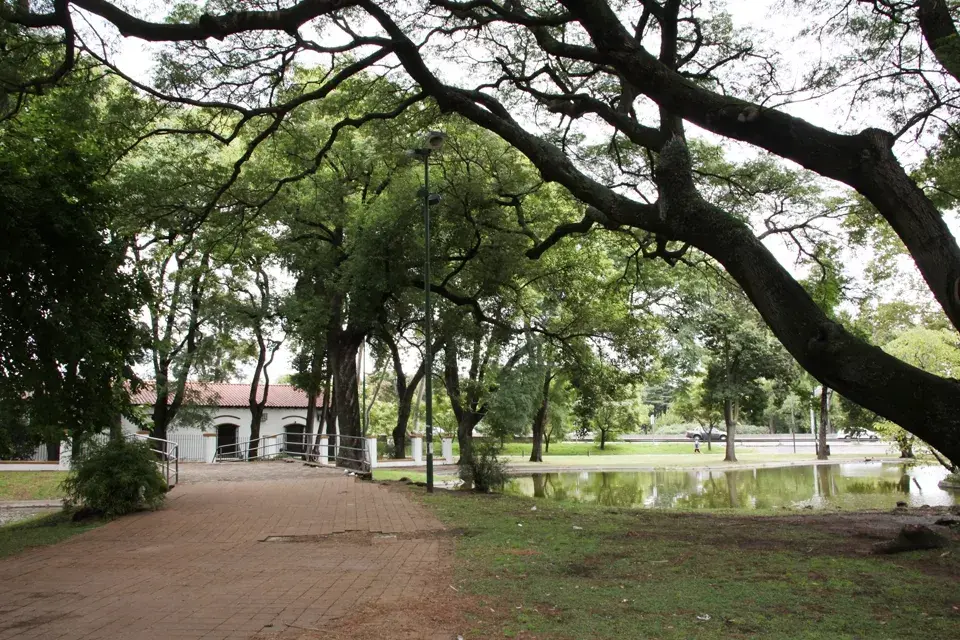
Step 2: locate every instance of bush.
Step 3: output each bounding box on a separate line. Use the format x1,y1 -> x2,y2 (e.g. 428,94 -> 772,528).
458,440 -> 508,493
62,438 -> 167,517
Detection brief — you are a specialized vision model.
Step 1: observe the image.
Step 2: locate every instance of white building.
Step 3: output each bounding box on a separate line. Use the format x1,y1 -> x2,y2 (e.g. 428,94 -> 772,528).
125,383 -> 323,461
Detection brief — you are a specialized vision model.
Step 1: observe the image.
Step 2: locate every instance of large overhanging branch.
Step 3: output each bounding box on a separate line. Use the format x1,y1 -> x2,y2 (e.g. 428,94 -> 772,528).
553,0 -> 960,335
364,2 -> 960,462
917,0 -> 960,84
4,0 -> 363,41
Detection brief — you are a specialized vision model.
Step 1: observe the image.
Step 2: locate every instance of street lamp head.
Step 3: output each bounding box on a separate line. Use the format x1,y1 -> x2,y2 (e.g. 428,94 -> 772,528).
417,187 -> 442,205
423,130 -> 446,151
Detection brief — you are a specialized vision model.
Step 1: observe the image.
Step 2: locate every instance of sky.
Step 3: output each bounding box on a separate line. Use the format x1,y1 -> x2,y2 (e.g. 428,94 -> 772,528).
91,0 -> 956,380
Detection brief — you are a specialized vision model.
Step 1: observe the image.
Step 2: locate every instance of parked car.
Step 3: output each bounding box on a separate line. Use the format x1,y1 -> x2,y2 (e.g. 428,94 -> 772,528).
835,429 -> 880,441
684,427 -> 726,442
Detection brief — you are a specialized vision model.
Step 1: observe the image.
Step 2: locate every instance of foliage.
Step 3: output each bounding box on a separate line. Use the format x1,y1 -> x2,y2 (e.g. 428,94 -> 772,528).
0,73 -> 145,443
881,327 -> 960,461
458,439 -> 508,493
62,439 -> 167,517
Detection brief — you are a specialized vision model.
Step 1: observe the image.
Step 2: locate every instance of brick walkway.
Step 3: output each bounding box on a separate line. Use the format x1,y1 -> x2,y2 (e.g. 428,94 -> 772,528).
0,464 -> 451,640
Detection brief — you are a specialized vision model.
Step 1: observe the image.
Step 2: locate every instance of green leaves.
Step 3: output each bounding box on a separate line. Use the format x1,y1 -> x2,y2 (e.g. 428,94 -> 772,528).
0,73 -> 145,440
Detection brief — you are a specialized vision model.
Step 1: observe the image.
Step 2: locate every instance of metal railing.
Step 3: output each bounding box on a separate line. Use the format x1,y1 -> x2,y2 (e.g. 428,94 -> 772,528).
214,431 -> 369,472
167,433 -> 205,462
131,433 -> 179,488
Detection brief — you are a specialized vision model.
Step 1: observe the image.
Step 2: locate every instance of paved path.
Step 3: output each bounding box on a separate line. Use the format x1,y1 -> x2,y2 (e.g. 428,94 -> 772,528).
0,463 -> 451,640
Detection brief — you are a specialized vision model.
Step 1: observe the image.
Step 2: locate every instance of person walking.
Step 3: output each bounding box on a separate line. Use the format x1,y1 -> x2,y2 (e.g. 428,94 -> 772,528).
694,438 -> 701,454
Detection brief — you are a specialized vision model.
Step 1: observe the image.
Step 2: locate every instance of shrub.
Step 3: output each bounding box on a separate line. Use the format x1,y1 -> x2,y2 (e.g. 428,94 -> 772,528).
459,440 -> 508,493
62,437 -> 167,517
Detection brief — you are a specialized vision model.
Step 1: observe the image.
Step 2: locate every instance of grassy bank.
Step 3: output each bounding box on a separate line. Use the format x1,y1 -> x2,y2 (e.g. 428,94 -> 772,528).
0,471 -> 67,501
400,440 -> 748,460
499,441 -> 719,457
0,511 -> 101,559
373,469 -> 430,483
424,491 -> 959,639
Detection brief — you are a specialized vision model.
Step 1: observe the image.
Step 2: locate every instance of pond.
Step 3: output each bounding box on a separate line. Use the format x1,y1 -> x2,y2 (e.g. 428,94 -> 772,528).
504,462 -> 956,510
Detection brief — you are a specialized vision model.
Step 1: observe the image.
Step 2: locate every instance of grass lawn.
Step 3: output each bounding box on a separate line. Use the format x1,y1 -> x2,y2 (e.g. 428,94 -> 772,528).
500,441 -> 714,457
0,511 -> 102,559
409,440 -> 735,460
424,491 -> 959,639
372,468 -> 459,483
0,471 -> 67,501
373,469 -> 430,483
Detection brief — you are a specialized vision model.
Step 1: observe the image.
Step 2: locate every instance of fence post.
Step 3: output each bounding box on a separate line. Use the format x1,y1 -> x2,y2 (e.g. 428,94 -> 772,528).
441,436 -> 454,465
262,434 -> 277,459
365,436 -> 378,470
318,435 -> 330,465
410,433 -> 423,464
58,440 -> 72,471
203,432 -> 218,463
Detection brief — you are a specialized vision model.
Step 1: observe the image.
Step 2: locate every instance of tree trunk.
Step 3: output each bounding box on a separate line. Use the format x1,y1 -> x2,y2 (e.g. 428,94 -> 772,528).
898,433 -> 915,459
333,337 -> 364,469
110,410 -> 123,441
529,373 -> 551,463
393,398 -> 411,459
249,405 -> 263,460
311,365 -> 332,461
45,440 -> 60,462
457,416 -> 478,464
818,386 -> 830,461
600,428 -> 607,450
151,393 -> 170,442
724,398 -> 737,462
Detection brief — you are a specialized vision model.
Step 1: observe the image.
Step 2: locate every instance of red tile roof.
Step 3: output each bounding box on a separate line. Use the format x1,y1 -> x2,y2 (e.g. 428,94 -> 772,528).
131,382 -> 322,409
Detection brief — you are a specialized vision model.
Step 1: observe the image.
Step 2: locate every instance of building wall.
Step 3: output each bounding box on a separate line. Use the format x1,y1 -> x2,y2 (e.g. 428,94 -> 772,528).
121,407 -> 312,461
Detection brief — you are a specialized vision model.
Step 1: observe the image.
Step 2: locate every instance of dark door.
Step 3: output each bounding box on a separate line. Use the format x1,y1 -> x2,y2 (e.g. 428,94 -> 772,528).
284,425 -> 306,457
217,424 -> 239,458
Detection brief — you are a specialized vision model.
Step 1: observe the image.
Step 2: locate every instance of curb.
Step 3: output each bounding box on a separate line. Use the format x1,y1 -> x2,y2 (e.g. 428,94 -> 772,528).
0,500 -> 63,509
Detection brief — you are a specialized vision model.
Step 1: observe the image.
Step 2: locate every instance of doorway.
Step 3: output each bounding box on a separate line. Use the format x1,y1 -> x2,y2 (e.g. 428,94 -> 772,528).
284,424 -> 306,458
217,424 -> 239,459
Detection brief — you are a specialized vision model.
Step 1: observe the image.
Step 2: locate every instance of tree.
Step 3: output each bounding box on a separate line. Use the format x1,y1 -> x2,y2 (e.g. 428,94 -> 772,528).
7,1 -> 960,464
879,327 -> 960,463
674,379 -> 723,451
0,71 -> 144,454
228,246 -> 286,459
699,290 -> 788,462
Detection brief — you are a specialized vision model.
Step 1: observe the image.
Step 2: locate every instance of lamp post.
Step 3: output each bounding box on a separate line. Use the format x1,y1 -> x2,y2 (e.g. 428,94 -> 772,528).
410,131 -> 446,493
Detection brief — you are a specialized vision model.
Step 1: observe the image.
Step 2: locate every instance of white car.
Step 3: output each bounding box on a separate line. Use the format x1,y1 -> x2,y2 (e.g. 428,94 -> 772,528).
835,429 -> 880,441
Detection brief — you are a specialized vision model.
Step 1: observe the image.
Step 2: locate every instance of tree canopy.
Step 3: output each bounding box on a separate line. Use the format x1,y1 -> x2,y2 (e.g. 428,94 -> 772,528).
2,0 -> 960,465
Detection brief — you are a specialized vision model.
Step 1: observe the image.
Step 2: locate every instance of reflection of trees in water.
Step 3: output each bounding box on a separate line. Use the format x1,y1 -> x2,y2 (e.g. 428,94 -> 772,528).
505,464 -> 940,509
532,473 -> 546,498
845,480 -> 901,494
816,464 -> 835,500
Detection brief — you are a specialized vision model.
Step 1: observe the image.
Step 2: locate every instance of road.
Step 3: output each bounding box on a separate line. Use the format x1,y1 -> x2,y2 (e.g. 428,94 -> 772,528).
617,433 -> 889,455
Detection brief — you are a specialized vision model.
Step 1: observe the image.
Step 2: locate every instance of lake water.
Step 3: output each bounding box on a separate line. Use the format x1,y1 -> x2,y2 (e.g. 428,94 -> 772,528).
505,463 -> 956,510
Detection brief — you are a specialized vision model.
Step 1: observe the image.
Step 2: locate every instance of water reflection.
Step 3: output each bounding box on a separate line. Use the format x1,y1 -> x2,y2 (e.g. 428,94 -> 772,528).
504,463 -> 955,510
